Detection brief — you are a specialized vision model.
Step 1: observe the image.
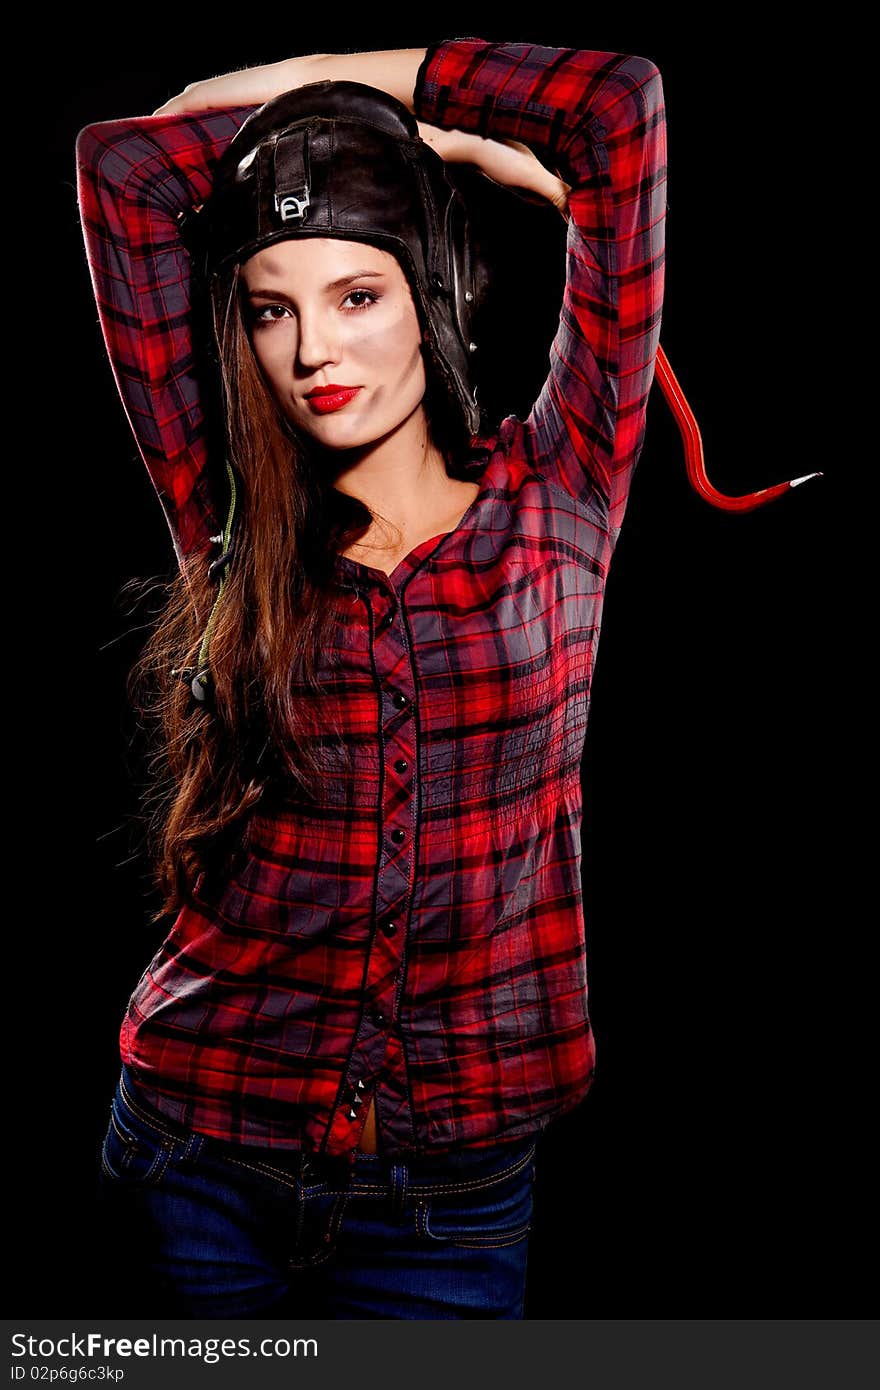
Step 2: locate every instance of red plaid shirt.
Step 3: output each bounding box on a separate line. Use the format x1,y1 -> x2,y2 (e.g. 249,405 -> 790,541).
77,37 -> 667,1163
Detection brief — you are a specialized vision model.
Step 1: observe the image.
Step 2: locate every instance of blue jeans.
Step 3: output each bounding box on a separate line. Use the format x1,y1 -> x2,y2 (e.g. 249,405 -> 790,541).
95,1064 -> 537,1319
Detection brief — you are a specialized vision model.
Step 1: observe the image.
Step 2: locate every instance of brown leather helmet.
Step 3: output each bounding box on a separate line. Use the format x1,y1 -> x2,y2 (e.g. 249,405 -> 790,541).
181,78 -> 491,436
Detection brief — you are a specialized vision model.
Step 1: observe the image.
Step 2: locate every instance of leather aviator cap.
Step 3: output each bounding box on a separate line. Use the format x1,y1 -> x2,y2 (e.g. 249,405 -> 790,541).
181,79 -> 489,436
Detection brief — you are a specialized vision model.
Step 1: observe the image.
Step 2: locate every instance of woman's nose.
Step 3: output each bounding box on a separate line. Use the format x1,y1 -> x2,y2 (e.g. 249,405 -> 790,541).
296,312 -> 340,368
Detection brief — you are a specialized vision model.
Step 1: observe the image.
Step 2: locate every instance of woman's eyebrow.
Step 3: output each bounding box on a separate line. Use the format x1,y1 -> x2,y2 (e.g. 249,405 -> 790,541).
246,270 -> 386,300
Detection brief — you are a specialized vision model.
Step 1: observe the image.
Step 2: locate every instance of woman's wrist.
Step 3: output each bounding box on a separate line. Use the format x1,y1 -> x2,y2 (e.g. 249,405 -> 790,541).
297,49 -> 426,113
274,51 -> 326,91
436,127 -> 571,217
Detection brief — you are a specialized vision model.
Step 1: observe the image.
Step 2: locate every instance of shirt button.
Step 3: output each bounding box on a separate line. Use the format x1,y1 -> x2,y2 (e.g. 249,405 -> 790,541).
379,611 -> 395,630
380,917 -> 398,936
391,828 -> 406,844
371,1009 -> 386,1028
391,692 -> 409,709
394,758 -> 409,774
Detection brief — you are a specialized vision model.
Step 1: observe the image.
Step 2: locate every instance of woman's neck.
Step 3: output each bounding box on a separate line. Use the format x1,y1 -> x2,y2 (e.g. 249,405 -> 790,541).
330,415 -> 459,537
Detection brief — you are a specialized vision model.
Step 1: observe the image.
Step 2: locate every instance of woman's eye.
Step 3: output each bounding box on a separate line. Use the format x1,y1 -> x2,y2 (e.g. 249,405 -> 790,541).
252,304 -> 290,325
343,289 -> 381,312
251,290 -> 380,327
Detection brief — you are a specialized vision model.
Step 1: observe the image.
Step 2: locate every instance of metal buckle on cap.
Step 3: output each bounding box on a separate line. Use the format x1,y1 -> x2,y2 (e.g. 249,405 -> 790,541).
275,186 -> 310,222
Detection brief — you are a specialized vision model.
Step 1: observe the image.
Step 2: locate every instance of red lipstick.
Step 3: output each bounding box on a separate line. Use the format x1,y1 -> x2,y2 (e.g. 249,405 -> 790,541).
305,384 -> 362,414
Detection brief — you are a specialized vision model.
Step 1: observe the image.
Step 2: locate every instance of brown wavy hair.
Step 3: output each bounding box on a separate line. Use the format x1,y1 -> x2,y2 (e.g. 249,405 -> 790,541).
120,253 -> 474,924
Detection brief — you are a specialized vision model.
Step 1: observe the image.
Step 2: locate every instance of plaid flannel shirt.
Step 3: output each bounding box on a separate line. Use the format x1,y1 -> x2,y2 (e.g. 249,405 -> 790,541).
77,36 -> 667,1162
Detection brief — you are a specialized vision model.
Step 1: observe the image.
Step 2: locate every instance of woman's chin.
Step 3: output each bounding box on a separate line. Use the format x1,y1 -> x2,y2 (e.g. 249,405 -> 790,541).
293,406 -> 372,445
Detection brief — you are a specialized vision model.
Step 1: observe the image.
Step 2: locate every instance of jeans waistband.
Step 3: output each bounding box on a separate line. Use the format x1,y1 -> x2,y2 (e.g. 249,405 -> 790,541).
118,1063 -> 539,1191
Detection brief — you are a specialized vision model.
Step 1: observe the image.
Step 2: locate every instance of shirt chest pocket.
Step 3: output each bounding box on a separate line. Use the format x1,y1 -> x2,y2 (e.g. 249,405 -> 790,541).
418,567 -> 559,722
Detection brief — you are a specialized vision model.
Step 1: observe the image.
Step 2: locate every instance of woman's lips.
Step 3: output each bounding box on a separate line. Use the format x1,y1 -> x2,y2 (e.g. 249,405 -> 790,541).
305,387 -> 362,414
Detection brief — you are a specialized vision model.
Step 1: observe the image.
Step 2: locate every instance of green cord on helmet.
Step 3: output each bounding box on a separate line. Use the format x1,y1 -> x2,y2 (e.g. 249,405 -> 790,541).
171,455 -> 238,703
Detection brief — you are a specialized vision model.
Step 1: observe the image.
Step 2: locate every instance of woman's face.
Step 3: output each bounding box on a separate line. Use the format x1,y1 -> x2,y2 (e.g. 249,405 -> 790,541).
240,237 -> 429,451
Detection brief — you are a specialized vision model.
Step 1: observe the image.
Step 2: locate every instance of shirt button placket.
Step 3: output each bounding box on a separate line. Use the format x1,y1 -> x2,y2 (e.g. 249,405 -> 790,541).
375,599 -> 415,1037
375,611 -> 416,984
331,581 -> 418,1153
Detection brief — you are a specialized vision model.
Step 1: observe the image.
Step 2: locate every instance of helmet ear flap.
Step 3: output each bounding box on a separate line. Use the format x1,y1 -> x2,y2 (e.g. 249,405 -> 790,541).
441,169 -> 492,429
444,173 -> 491,328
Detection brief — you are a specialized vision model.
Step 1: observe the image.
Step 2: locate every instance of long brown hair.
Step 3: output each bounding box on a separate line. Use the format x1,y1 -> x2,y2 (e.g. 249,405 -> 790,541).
120,254 -> 474,925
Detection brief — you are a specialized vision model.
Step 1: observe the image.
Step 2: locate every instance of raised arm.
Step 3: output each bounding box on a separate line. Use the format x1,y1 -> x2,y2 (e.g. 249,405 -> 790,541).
76,105 -> 259,567
78,38 -> 667,562
411,37 -> 668,545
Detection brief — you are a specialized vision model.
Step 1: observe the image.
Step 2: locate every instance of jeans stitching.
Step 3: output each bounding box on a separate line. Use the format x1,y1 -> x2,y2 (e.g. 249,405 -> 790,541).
326,1190 -> 350,1246
118,1075 -> 183,1145
287,1241 -> 336,1270
204,1151 -> 300,1193
406,1142 -> 536,1196
413,1199 -> 530,1248
305,1142 -> 537,1199
398,1163 -> 408,1215
119,1073 -> 302,1192
417,1148 -> 535,1247
287,1190 -> 350,1270
416,1200 -> 429,1237
447,1225 -> 532,1249
102,1109 -> 174,1188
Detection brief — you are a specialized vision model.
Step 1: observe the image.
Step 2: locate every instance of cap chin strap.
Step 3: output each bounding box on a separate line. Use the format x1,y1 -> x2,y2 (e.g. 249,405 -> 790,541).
170,456 -> 238,703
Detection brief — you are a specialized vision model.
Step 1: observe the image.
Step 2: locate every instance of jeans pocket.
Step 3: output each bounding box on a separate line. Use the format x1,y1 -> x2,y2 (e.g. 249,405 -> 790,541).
419,1141 -> 536,1248
99,1089 -> 177,1189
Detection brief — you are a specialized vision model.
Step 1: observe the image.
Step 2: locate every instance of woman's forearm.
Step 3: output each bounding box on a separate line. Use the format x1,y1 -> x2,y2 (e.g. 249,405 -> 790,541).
150,48 -> 426,117
303,50 -> 567,213
291,49 -> 426,114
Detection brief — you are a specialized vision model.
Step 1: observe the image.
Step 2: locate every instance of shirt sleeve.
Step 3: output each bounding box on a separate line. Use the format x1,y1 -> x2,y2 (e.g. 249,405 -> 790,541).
75,105 -> 259,567
413,37 -> 668,542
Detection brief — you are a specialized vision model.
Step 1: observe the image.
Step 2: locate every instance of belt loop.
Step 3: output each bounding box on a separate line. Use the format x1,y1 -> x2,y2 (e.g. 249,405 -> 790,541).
390,1162 -> 408,1216
182,1131 -> 203,1163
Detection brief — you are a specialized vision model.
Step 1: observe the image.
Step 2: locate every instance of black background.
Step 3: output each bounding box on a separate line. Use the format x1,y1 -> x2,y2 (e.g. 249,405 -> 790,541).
34,11 -> 856,1318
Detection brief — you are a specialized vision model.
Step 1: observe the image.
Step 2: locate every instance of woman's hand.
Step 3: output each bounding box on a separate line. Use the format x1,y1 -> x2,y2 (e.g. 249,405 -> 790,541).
418,122 -> 571,223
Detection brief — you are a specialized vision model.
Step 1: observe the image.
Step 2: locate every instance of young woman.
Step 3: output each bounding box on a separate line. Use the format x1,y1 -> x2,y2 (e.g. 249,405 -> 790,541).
77,39 -> 667,1318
